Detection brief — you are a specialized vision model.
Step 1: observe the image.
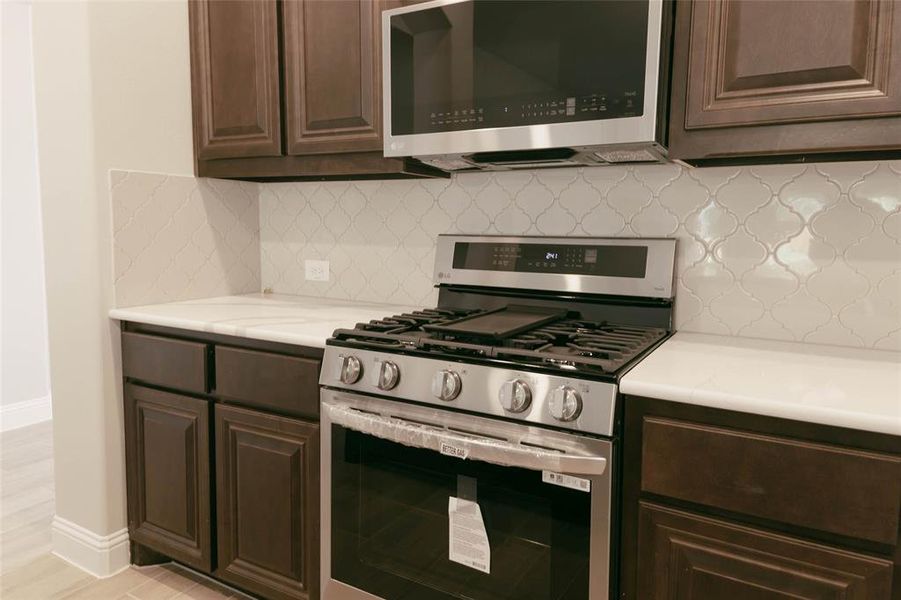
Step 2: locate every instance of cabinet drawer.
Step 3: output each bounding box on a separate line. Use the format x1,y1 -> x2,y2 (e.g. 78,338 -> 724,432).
215,346 -> 320,417
122,332 -> 208,394
641,417 -> 901,545
638,503 -> 893,599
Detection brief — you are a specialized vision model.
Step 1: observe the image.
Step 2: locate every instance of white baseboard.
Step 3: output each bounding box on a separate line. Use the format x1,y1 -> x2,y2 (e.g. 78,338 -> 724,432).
0,395 -> 52,432
51,515 -> 130,578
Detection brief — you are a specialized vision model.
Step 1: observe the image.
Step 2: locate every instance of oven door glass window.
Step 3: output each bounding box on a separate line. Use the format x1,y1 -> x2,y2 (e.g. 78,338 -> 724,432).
332,426 -> 592,600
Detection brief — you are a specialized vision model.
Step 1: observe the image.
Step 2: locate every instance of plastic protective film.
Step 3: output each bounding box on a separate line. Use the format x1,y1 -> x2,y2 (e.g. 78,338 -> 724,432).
322,399 -> 607,476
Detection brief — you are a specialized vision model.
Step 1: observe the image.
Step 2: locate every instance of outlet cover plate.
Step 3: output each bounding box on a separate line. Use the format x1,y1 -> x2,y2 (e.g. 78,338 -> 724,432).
304,259 -> 329,282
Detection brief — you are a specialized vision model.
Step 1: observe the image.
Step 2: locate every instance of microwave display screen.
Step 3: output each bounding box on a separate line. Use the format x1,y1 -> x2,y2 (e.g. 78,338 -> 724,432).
389,0 -> 649,135
452,242 -> 648,278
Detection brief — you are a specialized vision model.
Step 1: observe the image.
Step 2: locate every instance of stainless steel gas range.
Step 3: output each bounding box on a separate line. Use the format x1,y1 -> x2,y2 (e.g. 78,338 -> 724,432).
319,235 -> 676,600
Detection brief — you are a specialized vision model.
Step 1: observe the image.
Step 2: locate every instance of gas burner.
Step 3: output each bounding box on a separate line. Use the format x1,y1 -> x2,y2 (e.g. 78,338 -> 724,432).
355,308 -> 483,336
419,338 -> 493,357
494,320 -> 667,373
330,328 -> 418,350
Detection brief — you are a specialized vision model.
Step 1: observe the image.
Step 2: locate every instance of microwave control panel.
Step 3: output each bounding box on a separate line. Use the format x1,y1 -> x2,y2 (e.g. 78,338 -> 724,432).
424,90 -> 642,133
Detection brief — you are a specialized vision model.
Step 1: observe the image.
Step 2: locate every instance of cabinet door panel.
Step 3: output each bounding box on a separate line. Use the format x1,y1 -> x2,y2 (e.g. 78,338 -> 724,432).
669,0 -> 901,159
189,0 -> 282,160
638,503 -> 893,600
685,0 -> 901,129
215,404 -> 320,600
124,384 -> 211,571
283,0 -> 385,155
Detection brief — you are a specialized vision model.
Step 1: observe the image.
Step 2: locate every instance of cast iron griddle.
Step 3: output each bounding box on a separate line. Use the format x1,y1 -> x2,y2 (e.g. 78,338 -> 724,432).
422,305 -> 567,341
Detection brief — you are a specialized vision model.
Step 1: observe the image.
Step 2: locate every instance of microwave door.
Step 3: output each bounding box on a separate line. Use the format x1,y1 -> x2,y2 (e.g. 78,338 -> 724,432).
383,0 -> 665,159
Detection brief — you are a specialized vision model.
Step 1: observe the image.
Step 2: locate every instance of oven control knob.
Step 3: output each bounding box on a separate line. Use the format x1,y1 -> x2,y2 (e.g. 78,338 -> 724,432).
338,355 -> 363,384
499,379 -> 532,413
376,360 -> 400,391
432,370 -> 462,401
548,386 -> 582,422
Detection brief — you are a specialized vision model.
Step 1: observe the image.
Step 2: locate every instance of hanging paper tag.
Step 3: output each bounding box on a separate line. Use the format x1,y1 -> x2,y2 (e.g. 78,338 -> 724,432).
448,497 -> 490,574
440,441 -> 469,460
542,471 -> 591,493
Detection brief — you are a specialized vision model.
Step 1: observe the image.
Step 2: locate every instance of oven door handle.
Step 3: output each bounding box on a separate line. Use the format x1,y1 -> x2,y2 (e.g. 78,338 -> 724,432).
323,400 -> 607,477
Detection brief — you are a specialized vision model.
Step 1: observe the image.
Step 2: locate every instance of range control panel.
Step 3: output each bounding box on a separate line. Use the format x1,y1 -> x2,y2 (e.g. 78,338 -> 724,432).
452,241 -> 648,278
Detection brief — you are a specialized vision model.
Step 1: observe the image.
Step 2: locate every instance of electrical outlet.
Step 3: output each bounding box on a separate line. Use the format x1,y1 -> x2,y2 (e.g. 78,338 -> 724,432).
304,259 -> 329,282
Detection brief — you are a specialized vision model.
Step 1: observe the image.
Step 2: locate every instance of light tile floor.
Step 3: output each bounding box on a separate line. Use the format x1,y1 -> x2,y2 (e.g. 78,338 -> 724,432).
1,421 -> 55,574
0,554 -> 251,599
0,421 -> 253,599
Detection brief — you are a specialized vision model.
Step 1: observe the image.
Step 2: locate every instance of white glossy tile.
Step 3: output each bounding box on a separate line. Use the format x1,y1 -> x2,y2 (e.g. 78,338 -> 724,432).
111,171 -> 260,307
114,160 -> 901,350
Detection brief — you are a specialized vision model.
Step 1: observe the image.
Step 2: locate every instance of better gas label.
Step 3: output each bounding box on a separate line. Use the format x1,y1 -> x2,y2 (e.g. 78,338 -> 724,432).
440,442 -> 469,460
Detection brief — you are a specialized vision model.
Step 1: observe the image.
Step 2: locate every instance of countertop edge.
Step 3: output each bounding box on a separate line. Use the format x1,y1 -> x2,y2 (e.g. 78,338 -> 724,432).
620,379 -> 901,437
109,308 -> 329,349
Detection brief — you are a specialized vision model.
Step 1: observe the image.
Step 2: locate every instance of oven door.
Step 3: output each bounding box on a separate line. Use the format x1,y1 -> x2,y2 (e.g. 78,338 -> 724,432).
321,389 -> 613,600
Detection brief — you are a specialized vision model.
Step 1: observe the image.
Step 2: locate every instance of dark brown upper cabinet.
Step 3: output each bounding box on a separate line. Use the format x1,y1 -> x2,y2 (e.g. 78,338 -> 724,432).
283,0 -> 382,155
669,0 -> 901,163
189,0 -> 282,161
188,0 -> 444,180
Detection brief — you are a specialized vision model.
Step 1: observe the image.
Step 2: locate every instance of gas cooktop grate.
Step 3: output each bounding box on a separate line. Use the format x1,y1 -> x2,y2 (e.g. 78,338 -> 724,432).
355,308 -> 482,335
333,308 -> 668,376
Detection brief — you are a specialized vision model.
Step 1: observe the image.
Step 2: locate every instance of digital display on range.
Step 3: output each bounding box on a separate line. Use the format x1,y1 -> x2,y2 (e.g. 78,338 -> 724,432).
452,242 -> 648,278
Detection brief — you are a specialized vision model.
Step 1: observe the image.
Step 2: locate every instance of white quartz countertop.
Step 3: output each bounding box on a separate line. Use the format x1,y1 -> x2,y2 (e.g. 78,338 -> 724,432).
111,297 -> 901,435
109,293 -> 418,349
621,332 -> 901,436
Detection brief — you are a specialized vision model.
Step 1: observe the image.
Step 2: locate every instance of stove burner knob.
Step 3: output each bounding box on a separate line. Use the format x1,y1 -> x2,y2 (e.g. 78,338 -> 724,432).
376,360 -> 400,391
338,355 -> 363,384
499,379 -> 532,413
432,370 -> 462,401
548,386 -> 582,422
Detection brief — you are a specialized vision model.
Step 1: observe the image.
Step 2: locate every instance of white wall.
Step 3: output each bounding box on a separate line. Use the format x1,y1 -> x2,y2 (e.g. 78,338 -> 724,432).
1,1 -> 52,429
30,0 -> 193,574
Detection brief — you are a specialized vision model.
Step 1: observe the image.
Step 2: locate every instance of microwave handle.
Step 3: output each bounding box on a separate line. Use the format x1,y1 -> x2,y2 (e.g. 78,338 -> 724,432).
323,400 -> 607,477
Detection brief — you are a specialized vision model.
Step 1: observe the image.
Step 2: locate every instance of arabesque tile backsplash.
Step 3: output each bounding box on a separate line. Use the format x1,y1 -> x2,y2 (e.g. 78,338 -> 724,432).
112,160 -> 901,350
111,170 -> 260,307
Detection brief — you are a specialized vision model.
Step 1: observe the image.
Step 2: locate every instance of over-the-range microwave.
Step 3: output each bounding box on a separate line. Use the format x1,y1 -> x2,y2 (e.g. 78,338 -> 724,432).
382,0 -> 672,172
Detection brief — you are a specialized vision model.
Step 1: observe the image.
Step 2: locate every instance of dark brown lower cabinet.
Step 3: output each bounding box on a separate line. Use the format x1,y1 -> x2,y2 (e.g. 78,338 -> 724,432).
621,396 -> 901,600
637,503 -> 893,599
214,404 -> 320,600
124,384 -> 212,571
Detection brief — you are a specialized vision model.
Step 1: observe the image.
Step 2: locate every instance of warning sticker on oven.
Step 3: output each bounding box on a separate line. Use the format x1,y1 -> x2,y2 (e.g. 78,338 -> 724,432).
448,497 -> 490,574
542,471 -> 591,493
